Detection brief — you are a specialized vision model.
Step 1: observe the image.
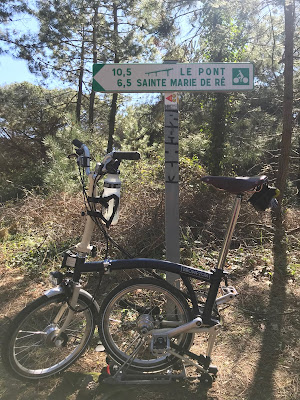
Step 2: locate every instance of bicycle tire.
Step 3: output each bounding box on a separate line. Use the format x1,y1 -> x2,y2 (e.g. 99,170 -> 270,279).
99,277 -> 193,372
2,293 -> 96,380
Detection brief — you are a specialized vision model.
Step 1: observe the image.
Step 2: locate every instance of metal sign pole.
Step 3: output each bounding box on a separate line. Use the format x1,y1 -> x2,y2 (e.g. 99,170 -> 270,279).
164,91 -> 180,288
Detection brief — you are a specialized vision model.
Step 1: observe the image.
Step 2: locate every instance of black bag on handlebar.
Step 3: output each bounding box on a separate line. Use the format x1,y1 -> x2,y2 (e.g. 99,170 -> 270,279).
248,184 -> 278,211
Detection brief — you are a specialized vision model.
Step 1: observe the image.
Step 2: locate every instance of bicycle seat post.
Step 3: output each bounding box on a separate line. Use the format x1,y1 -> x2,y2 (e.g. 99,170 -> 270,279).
216,194 -> 242,270
201,194 -> 242,324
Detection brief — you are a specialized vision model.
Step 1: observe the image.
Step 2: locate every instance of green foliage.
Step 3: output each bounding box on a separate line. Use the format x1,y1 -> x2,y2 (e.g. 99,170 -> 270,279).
0,0 -> 29,54
199,1 -> 249,63
199,3 -> 248,174
43,120 -> 109,193
122,154 -> 165,193
0,82 -> 113,199
0,0 -> 28,23
0,83 -> 75,200
115,101 -> 164,155
0,0 -> 299,205
2,229 -> 77,276
43,123 -> 87,193
287,263 -> 299,280
0,83 -> 70,150
0,160 -> 46,202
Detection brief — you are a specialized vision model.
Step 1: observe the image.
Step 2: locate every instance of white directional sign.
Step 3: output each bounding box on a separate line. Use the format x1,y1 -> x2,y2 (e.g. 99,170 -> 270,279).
93,62 -> 254,93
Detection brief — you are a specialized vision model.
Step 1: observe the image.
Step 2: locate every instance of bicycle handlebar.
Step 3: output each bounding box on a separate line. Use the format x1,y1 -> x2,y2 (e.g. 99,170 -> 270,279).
72,139 -> 84,148
72,139 -> 140,177
112,151 -> 140,161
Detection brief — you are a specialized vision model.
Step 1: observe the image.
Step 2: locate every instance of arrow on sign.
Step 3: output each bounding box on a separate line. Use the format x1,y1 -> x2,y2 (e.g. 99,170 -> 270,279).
166,94 -> 175,102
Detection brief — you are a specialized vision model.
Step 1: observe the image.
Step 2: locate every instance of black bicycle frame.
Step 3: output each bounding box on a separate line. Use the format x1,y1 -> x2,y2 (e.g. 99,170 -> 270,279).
74,194 -> 243,325
77,258 -> 226,325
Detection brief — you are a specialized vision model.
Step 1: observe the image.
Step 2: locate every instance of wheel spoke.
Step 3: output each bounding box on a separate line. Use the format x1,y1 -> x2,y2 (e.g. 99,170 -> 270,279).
16,331 -> 47,339
3,294 -> 95,379
99,278 -> 193,372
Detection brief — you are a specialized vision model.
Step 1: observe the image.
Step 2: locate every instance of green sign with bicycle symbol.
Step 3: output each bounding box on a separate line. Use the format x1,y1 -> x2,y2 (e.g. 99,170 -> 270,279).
93,62 -> 254,93
232,68 -> 250,85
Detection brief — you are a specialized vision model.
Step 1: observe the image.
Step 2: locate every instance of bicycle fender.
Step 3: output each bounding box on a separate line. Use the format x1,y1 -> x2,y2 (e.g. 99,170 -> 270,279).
44,286 -> 100,313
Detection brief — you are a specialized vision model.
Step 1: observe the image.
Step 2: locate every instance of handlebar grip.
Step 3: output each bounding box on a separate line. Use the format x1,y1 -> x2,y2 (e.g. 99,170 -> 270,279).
112,151 -> 140,161
72,139 -> 84,148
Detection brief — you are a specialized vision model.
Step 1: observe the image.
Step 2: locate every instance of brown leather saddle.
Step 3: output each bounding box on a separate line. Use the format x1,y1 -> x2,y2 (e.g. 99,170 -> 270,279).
201,175 -> 268,194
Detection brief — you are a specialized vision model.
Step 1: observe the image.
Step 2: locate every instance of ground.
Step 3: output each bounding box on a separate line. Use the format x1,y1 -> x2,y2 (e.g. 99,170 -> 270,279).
0,249 -> 299,400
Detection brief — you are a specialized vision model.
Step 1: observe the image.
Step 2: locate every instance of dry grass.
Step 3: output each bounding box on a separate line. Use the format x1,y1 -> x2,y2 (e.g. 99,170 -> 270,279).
0,248 -> 299,400
0,187 -> 299,399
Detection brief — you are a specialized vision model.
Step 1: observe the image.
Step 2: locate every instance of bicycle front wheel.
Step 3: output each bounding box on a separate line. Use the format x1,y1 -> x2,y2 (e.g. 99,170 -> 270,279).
99,277 -> 193,372
2,293 -> 95,380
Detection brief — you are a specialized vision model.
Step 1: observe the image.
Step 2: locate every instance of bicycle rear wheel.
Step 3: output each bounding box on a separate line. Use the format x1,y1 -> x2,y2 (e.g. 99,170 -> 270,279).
2,293 -> 95,380
99,277 -> 193,372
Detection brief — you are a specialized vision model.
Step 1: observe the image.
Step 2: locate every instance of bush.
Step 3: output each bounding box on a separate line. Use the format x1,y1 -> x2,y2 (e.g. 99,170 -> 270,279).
1,156 -> 299,276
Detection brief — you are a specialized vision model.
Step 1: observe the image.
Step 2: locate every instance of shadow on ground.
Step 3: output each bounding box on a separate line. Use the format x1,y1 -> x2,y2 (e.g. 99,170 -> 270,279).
0,368 -> 217,400
247,220 -> 288,400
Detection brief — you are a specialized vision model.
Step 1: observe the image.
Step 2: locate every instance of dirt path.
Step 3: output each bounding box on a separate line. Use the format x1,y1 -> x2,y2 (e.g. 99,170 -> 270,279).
0,264 -> 299,400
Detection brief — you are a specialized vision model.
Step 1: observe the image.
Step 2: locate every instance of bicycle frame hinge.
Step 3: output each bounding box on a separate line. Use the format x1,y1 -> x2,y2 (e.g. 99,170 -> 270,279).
62,250 -> 86,269
103,260 -> 112,273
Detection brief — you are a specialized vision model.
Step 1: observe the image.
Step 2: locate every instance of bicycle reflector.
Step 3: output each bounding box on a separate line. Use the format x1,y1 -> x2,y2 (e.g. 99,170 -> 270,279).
248,184 -> 280,211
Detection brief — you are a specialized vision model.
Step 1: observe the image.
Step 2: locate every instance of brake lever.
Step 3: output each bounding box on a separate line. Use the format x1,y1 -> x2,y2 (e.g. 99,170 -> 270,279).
100,153 -> 114,173
67,153 -> 78,160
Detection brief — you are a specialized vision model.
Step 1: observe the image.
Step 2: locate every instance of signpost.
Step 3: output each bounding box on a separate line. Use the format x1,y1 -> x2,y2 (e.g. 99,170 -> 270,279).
93,62 -> 254,277
164,91 -> 180,286
93,63 -> 254,93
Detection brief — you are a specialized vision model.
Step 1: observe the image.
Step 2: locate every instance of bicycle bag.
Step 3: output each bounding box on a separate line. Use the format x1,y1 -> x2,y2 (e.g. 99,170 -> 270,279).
248,184 -> 279,211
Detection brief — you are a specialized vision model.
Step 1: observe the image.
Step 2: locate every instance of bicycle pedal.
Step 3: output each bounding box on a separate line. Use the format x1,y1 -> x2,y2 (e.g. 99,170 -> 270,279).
221,286 -> 238,296
151,333 -> 170,356
216,286 -> 238,305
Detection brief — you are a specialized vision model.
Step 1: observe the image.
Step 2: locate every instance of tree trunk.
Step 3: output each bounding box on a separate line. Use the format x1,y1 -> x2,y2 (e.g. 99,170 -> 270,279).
89,4 -> 99,129
107,2 -> 120,152
275,0 -> 294,211
107,93 -> 118,153
208,93 -> 228,175
207,22 -> 229,176
76,27 -> 85,124
272,0 -> 295,274
297,136 -> 300,203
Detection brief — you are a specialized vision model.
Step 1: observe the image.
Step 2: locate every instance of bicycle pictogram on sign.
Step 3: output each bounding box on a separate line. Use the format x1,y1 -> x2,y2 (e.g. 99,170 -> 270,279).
232,68 -> 250,85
